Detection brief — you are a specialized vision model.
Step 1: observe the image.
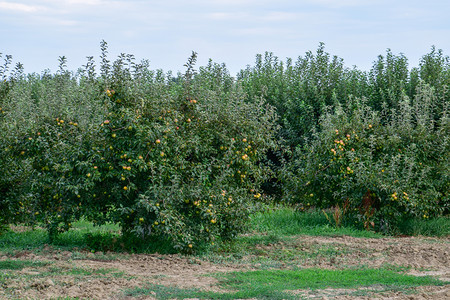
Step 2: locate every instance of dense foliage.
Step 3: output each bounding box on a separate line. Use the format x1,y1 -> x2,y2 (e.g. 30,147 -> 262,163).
238,44 -> 449,231
0,47 -> 279,250
0,42 -> 448,248
238,43 -> 449,146
283,89 -> 449,231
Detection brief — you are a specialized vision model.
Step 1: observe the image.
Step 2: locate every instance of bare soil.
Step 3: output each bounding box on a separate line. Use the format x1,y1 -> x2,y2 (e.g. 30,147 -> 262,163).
0,235 -> 448,299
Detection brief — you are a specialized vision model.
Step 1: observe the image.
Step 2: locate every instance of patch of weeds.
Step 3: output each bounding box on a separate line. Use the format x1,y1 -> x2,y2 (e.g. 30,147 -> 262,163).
0,259 -> 50,270
82,231 -> 178,254
250,208 -> 383,238
124,283 -> 291,300
201,234 -> 286,264
0,220 -> 122,254
21,267 -> 132,286
0,223 -> 9,235
50,220 -> 120,250
396,216 -> 450,237
218,234 -> 283,254
124,284 -> 213,300
0,272 -> 12,285
125,267 -> 446,300
110,270 -> 128,279
70,250 -> 125,261
83,232 -> 122,252
66,267 -> 120,276
72,218 -> 120,232
204,235 -> 365,269
267,240 -> 354,262
419,238 -> 450,245
215,267 -> 448,294
45,265 -> 124,278
51,231 -> 90,249
0,229 -> 48,252
377,264 -> 411,272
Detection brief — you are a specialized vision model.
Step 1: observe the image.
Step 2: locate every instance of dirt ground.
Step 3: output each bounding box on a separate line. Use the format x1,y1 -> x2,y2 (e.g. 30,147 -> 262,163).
0,235 -> 448,300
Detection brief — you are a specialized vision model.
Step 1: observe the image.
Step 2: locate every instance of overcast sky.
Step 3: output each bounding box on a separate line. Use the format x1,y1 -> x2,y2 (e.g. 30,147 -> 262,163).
1,0 -> 449,75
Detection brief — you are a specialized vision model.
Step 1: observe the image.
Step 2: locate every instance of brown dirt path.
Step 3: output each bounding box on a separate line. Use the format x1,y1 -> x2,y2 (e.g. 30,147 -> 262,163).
0,235 -> 448,299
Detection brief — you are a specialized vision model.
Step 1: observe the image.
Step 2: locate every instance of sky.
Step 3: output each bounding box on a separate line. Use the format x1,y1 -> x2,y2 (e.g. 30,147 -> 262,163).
1,0 -> 449,76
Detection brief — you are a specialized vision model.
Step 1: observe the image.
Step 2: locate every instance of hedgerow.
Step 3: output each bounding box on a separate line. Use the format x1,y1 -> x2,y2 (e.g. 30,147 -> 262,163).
0,47 -> 279,250
0,42 -> 448,242
283,84 -> 449,231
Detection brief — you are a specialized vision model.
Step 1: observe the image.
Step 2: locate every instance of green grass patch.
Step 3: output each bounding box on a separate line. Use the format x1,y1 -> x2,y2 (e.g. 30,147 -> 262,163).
125,284 -> 211,300
250,207 -> 449,238
205,234 -> 366,269
126,283 -> 293,300
125,267 -> 448,300
82,231 -> 178,254
199,208 -> 383,267
217,267 -> 447,291
0,218 -> 178,255
0,208 -> 447,257
0,220 -> 119,253
45,266 -> 121,277
0,259 -> 50,270
396,216 -> 450,237
249,208 -> 383,238
0,229 -> 48,253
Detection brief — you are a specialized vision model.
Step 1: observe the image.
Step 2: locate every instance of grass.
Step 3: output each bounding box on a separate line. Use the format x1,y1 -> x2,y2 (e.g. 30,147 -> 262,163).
203,233 -> 367,269
46,266 -> 123,277
0,259 -> 50,270
396,215 -> 450,237
0,208 -> 447,256
125,266 -> 448,300
0,217 -> 180,256
0,259 -> 51,286
249,208 -> 384,238
0,259 -> 120,277
0,229 -> 48,253
0,219 -> 119,253
217,267 -> 447,291
198,208 -> 383,267
0,208 -> 448,299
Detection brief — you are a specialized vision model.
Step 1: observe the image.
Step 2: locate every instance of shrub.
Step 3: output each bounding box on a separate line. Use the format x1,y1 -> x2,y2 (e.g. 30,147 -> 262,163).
1,42 -> 449,246
284,83 -> 449,232
238,44 -> 350,146
0,66 -> 107,240
0,57 -> 35,230
1,48 -> 279,251
93,52 -> 279,251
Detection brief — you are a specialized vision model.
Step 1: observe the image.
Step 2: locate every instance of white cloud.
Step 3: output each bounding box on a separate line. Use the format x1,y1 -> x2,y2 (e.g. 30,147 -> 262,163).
39,0 -> 105,5
1,0 -> 448,75
0,1 -> 44,12
0,0 -> 132,28
201,0 -> 266,5
206,12 -> 249,21
233,26 -> 295,37
263,11 -> 300,22
206,11 -> 325,24
307,0 -> 377,8
66,0 -> 104,5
